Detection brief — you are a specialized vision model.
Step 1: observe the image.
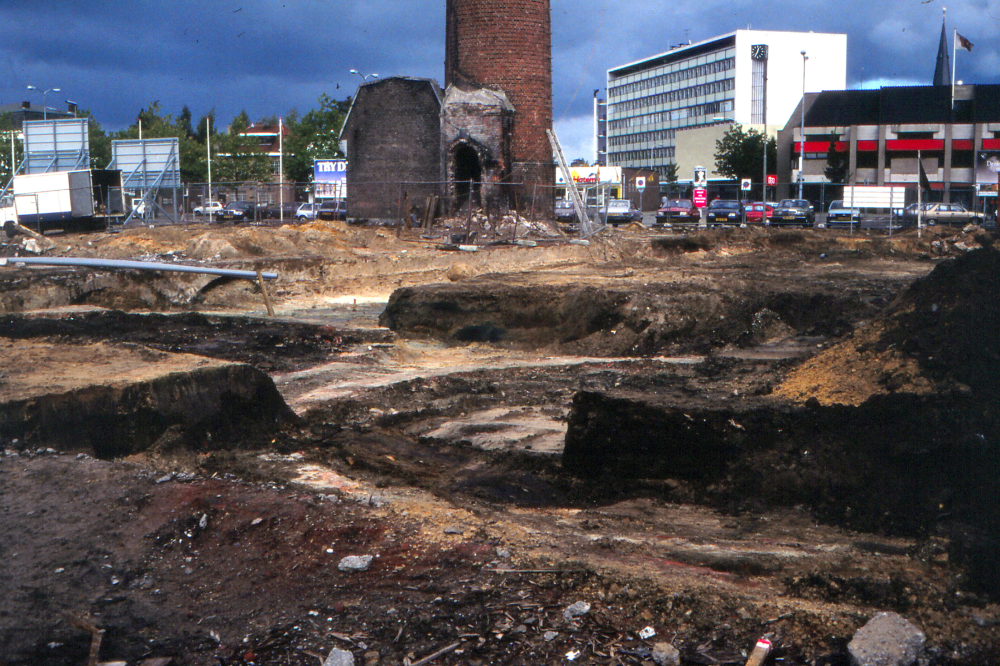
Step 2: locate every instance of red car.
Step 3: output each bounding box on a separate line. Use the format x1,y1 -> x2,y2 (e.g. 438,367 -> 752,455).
744,202 -> 773,224
655,199 -> 699,224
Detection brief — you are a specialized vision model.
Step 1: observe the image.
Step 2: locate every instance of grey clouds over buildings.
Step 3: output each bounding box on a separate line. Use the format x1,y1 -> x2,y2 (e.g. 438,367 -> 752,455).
1,0 -> 996,158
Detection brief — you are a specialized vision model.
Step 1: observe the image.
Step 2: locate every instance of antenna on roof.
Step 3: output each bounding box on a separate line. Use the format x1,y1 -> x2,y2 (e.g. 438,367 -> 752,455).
683,28 -> 691,44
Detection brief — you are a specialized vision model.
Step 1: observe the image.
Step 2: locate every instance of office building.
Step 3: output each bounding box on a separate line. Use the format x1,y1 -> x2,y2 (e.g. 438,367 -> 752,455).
605,29 -> 846,182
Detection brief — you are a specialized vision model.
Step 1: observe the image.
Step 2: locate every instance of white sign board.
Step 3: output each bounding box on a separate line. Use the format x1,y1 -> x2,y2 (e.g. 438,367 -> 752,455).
844,186 -> 907,209
636,176 -> 646,192
741,179 -> 751,191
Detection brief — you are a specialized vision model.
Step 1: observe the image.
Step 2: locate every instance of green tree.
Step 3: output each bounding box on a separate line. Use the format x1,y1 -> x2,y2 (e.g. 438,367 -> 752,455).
714,125 -> 777,182
0,113 -> 24,186
113,102 -> 208,183
661,163 -> 679,184
284,93 -> 350,184
824,131 -> 850,184
211,110 -> 273,183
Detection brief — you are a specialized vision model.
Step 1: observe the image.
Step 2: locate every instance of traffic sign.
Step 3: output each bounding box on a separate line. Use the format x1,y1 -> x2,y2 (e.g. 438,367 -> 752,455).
693,188 -> 708,208
741,179 -> 751,192
636,176 -> 646,192
766,175 -> 777,186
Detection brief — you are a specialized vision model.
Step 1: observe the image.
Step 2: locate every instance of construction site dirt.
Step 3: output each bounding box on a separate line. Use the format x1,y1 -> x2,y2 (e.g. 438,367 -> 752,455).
1,219 -> 999,666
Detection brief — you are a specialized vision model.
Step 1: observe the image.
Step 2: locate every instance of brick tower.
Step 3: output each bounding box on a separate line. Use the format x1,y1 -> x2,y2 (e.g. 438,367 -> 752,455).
445,0 -> 554,208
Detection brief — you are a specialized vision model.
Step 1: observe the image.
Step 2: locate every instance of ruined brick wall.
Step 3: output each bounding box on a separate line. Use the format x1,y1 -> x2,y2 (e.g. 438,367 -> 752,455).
445,0 -> 554,209
341,78 -> 443,221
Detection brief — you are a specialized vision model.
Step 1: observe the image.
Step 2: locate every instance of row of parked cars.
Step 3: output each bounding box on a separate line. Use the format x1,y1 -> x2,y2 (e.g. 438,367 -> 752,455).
654,198 -> 991,228
191,200 -> 347,223
655,199 -> 818,227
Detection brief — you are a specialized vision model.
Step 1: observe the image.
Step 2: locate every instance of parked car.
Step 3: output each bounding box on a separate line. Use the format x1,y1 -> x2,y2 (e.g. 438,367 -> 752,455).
263,202 -> 298,220
317,199 -> 347,221
216,201 -> 255,223
655,199 -> 699,224
555,198 -> 576,222
603,199 -> 643,226
744,202 -> 773,224
826,200 -> 861,226
706,199 -> 742,224
772,199 -> 815,227
192,201 -> 224,216
295,202 -> 321,222
905,202 -> 982,226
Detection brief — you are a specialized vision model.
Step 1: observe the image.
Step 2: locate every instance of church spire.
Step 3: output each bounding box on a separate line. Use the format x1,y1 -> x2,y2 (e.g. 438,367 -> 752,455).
933,8 -> 951,86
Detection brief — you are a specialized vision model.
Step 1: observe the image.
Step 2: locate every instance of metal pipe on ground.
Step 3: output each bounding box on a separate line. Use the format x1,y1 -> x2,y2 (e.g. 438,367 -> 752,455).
0,256 -> 278,280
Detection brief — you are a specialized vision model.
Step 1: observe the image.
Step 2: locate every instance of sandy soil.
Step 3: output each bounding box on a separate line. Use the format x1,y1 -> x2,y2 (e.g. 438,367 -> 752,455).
1,220 -> 998,665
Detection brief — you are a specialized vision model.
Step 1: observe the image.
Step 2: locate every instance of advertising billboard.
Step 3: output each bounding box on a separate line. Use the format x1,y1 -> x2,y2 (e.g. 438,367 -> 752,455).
976,151 -> 1000,197
314,159 -> 347,199
554,166 -> 622,186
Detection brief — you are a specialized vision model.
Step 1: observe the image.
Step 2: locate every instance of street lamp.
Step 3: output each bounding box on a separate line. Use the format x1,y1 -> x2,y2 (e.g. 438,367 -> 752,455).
798,51 -> 808,199
349,69 -> 379,83
26,85 -> 60,121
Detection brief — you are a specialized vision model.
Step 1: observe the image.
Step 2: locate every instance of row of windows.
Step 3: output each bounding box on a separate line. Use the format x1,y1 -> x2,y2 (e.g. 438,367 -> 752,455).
610,78 -> 735,115
608,146 -> 676,164
608,129 -> 677,147
609,58 -> 735,98
608,100 -> 733,131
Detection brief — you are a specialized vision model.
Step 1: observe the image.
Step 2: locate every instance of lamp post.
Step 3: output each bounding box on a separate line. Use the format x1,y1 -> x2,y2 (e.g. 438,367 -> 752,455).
349,69 -> 379,83
798,51 -> 807,200
26,86 -> 60,121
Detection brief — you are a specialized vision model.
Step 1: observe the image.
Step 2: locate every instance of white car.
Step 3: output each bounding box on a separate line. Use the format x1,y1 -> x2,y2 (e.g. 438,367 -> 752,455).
296,202 -> 320,221
193,201 -> 224,216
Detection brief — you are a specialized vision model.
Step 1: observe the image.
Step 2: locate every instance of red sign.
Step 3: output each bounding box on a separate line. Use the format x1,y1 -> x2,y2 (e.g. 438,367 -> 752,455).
766,175 -> 777,186
693,188 -> 708,208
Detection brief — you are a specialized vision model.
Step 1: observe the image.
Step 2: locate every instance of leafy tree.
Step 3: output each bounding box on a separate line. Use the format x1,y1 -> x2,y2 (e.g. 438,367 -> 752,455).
0,113 -> 24,186
661,163 -> 679,184
284,93 -> 350,184
113,102 -> 208,183
211,110 -> 273,183
824,131 -> 850,184
714,125 -> 777,182
75,109 -> 112,171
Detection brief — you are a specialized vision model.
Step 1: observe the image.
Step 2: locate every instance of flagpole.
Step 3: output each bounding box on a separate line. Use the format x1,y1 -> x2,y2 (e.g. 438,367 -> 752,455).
951,29 -> 957,110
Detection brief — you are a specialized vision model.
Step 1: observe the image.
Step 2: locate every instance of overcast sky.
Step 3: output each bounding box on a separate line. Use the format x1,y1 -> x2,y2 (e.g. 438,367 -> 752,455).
2,0 -> 998,161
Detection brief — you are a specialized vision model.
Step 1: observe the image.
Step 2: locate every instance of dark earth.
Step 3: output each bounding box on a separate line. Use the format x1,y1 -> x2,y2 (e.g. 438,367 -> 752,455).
2,220 -> 999,666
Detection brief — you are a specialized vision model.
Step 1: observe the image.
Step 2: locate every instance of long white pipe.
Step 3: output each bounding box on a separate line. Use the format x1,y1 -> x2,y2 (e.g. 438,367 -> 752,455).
0,256 -> 277,280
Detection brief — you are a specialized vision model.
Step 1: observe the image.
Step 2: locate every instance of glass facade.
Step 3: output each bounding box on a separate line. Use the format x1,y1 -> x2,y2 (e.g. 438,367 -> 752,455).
607,44 -> 737,177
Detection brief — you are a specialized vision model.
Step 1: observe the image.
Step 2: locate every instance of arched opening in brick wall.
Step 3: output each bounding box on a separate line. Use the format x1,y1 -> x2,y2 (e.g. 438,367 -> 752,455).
453,143 -> 482,210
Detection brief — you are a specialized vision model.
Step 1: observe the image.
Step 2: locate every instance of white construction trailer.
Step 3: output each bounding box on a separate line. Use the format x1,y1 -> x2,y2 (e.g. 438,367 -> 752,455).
9,169 -> 125,232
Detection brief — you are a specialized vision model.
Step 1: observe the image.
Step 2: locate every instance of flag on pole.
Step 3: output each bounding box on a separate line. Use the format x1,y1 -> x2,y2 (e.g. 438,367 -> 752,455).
956,32 -> 974,52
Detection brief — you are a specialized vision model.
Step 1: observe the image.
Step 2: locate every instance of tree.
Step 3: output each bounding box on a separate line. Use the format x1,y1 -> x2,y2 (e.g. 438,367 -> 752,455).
714,125 -> 777,183
284,93 -> 350,184
661,163 -> 679,184
0,112 -> 24,186
211,110 -> 273,183
570,157 -> 589,167
824,131 -> 850,184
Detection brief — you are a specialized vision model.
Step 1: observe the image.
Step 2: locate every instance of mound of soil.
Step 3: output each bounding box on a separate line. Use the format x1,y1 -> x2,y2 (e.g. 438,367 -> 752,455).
777,244 -> 1000,405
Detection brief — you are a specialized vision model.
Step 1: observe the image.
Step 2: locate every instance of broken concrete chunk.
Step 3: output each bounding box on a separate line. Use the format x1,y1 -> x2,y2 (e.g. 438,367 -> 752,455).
651,642 -> 680,666
562,600 -> 591,621
323,647 -> 355,666
848,612 -> 925,666
543,631 -> 558,642
338,555 -> 373,572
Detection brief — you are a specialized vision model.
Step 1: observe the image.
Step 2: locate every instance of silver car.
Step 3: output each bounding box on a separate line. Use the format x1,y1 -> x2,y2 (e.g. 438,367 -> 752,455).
296,202 -> 320,222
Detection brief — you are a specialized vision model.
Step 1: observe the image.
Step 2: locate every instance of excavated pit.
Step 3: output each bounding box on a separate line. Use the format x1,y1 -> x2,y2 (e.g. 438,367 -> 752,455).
563,246 -> 1000,598
5,225 -> 1000,665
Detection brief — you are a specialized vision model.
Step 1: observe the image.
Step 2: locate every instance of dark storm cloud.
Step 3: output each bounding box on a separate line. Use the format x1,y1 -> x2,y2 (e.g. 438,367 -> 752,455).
1,0 -> 997,134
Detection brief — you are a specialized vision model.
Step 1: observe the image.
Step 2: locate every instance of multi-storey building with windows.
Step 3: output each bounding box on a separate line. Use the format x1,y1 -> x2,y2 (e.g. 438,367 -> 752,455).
606,30 -> 846,183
